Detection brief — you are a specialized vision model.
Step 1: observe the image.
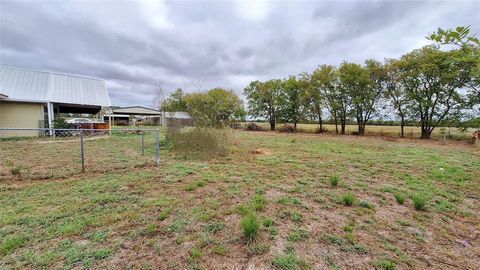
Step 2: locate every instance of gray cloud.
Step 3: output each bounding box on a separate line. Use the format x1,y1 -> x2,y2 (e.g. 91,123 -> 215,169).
1,0 -> 479,107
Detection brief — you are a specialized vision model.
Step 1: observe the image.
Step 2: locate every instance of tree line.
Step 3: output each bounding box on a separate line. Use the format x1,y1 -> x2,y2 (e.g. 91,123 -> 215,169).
161,26 -> 479,139
244,27 -> 479,139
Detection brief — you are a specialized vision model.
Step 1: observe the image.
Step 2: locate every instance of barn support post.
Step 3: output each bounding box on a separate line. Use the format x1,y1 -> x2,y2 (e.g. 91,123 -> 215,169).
141,131 -> 145,156
155,128 -> 160,166
47,101 -> 54,137
80,130 -> 85,172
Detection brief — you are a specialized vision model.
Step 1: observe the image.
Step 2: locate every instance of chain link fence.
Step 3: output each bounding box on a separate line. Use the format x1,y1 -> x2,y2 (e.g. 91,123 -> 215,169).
0,128 -> 162,180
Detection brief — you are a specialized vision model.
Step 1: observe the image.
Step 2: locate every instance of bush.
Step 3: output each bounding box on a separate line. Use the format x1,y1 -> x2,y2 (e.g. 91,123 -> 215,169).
241,212 -> 259,242
166,127 -> 232,159
314,127 -> 326,134
412,194 -> 428,211
277,125 -> 296,133
245,122 -> 264,131
330,175 -> 340,186
394,193 -> 405,205
342,193 -> 356,206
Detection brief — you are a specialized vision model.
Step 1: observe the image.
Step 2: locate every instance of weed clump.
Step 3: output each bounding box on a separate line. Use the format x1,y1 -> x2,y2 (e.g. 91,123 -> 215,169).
342,192 -> 356,206
394,193 -> 405,205
252,194 -> 267,211
272,252 -> 309,270
287,229 -> 309,242
241,212 -> 259,242
277,125 -> 296,133
412,194 -> 428,211
358,200 -> 375,209
330,175 -> 340,186
376,258 -> 397,270
166,127 -> 232,159
245,122 -> 265,131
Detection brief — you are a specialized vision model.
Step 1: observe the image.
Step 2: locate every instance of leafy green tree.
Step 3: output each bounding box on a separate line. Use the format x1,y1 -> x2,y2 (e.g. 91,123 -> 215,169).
337,62 -> 371,134
399,46 -> 473,139
312,65 -> 340,133
185,88 -> 245,127
428,26 -> 480,109
163,88 -> 188,112
333,63 -> 357,134
277,76 -> 305,131
384,59 -> 412,137
243,79 -> 282,130
301,72 -> 323,131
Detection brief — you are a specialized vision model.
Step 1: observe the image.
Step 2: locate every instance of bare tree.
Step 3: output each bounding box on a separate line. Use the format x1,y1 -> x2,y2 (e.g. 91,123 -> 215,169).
152,82 -> 165,111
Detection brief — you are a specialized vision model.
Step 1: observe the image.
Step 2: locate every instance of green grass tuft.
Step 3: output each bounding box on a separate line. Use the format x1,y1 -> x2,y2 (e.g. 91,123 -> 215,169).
376,258 -> 397,270
394,193 -> 405,205
358,200 -> 375,209
412,194 -> 428,211
330,175 -> 340,186
252,194 -> 267,211
241,212 -> 260,242
342,192 -> 356,206
287,229 -> 309,242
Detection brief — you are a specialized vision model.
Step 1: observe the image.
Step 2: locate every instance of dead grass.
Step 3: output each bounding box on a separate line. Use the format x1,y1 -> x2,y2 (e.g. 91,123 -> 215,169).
0,131 -> 479,269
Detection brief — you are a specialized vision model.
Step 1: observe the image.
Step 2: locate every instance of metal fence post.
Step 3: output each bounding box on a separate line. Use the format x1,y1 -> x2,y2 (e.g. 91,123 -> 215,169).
141,131 -> 145,156
156,128 -> 160,166
80,130 -> 85,172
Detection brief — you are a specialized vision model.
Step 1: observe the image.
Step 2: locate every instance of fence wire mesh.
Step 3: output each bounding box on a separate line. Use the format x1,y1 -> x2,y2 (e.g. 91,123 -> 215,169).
0,128 -> 162,180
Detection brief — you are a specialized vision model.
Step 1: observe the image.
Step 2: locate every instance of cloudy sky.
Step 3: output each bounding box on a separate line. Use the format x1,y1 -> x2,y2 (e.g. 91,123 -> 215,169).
1,0 -> 479,107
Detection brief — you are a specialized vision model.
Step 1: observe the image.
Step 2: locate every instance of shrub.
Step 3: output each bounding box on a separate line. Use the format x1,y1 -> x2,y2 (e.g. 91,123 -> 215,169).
342,192 -> 356,206
166,127 -> 232,159
241,212 -> 259,242
394,193 -> 405,205
412,194 -> 428,211
330,175 -> 340,186
245,122 -> 264,131
10,166 -> 22,177
277,125 -> 296,133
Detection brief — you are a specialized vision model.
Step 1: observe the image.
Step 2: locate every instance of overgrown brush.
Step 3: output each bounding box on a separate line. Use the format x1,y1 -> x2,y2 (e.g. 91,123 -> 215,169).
245,122 -> 265,131
166,127 -> 232,159
277,125 -> 296,133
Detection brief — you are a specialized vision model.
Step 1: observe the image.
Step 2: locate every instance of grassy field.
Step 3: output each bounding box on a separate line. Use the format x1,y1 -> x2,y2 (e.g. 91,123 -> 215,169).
1,131 -> 479,269
0,130 -> 162,180
248,122 -> 475,140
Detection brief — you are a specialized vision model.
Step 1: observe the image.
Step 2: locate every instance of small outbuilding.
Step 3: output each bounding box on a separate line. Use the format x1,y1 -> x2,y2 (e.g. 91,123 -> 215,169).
104,106 -> 162,126
0,66 -> 110,136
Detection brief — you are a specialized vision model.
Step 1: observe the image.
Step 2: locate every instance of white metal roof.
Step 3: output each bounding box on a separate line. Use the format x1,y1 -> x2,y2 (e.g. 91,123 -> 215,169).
0,66 -> 111,106
163,111 -> 191,119
113,106 -> 161,115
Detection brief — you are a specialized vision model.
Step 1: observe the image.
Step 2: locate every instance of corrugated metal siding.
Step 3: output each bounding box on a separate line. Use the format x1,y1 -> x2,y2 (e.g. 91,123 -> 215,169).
0,66 -> 110,106
0,102 -> 44,136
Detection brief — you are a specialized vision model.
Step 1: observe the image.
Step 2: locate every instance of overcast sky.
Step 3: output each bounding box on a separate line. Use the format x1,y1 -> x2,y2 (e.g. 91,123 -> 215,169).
1,0 -> 479,107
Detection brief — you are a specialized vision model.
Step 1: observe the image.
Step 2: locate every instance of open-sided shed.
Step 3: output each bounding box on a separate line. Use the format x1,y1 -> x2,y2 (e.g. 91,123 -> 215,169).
0,66 -> 111,136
